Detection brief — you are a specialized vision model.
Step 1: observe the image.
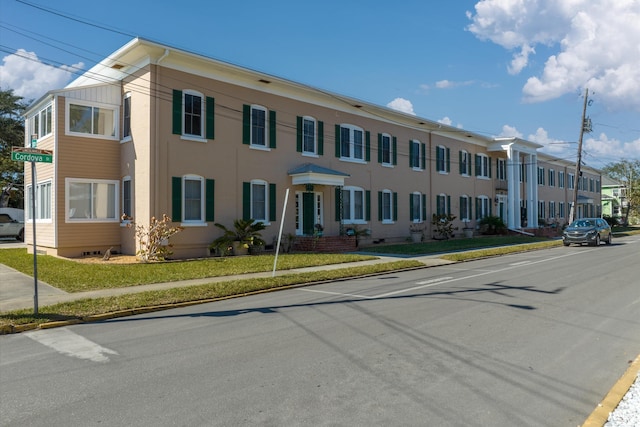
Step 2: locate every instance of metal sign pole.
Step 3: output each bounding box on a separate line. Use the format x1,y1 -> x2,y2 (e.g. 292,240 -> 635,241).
31,160 -> 38,315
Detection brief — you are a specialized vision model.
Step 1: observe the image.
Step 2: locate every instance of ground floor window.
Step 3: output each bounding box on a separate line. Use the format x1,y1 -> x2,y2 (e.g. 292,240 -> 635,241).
66,178 -> 118,221
26,181 -> 52,221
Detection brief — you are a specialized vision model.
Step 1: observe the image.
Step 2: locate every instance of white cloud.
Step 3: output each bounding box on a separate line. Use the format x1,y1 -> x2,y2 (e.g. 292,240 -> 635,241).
583,133 -> 640,165
467,0 -> 640,110
435,80 -> 474,89
438,117 -> 464,128
387,97 -> 416,115
498,124 -> 523,139
0,49 -> 82,100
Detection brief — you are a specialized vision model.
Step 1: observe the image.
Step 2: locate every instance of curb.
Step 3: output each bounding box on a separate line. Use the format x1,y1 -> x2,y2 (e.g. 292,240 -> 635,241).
582,355 -> 640,427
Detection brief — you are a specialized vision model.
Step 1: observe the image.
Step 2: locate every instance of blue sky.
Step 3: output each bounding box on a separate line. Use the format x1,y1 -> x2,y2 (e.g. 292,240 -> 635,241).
1,0 -> 639,170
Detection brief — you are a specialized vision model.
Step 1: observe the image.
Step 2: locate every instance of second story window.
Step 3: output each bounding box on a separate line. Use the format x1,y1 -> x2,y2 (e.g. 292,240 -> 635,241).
538,167 -> 545,185
378,133 -> 395,165
436,146 -> 450,173
30,103 -> 53,143
172,89 -> 215,140
296,116 -> 323,155
460,150 -> 471,175
242,104 -> 276,149
475,154 -> 490,178
336,124 -> 367,162
548,169 -> 555,187
410,140 -> 423,169
122,93 -> 131,140
559,171 -> 565,188
184,92 -> 203,137
497,159 -> 507,180
67,100 -> 117,139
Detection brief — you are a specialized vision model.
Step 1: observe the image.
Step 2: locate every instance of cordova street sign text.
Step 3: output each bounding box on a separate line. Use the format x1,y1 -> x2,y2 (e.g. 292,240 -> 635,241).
11,147 -> 53,163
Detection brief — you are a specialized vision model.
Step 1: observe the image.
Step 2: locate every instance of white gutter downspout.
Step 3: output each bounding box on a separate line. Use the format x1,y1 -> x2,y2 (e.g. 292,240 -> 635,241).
154,49 -> 169,220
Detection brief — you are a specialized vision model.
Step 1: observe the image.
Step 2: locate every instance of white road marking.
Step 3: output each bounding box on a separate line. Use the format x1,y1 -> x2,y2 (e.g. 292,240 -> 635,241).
25,328 -> 118,363
374,277 -> 454,298
298,288 -> 374,299
509,261 -> 532,266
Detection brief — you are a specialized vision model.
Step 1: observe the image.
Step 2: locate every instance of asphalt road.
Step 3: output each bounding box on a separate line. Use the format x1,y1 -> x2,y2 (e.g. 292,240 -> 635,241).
1,236 -> 639,426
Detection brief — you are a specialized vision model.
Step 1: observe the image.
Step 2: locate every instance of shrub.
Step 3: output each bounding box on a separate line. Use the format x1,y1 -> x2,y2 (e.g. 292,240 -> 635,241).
132,214 -> 184,262
431,214 -> 458,240
478,215 -> 506,235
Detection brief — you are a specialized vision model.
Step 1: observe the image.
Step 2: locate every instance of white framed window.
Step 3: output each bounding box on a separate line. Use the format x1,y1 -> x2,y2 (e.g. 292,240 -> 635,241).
381,190 -> 393,223
497,159 -> 507,181
538,167 -> 545,185
538,200 -> 546,219
122,92 -> 131,141
436,194 -> 449,215
66,99 -> 117,139
548,169 -> 555,187
460,195 -> 472,222
340,124 -> 365,162
30,103 -> 53,144
559,202 -> 565,218
26,181 -> 52,221
436,146 -> 449,173
122,176 -> 132,220
460,150 -> 471,176
380,133 -> 392,165
250,179 -> 268,222
559,171 -> 565,188
568,173 -> 575,190
475,154 -> 490,178
183,90 -> 203,138
342,186 -> 366,223
183,175 -> 205,223
411,192 -> 424,222
476,196 -> 490,220
302,116 -> 317,155
66,178 -> 118,222
251,105 -> 268,148
549,201 -> 556,218
410,140 -> 422,169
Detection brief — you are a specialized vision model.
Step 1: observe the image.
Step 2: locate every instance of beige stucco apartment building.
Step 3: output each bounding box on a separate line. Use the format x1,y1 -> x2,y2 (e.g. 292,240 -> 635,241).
22,38 -> 602,259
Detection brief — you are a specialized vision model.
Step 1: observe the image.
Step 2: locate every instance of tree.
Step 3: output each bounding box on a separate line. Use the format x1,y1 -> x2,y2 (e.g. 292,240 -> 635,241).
0,88 -> 28,208
602,160 -> 640,224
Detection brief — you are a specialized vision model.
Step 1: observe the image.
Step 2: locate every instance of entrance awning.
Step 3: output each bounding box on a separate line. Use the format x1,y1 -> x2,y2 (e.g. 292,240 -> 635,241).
288,163 -> 350,186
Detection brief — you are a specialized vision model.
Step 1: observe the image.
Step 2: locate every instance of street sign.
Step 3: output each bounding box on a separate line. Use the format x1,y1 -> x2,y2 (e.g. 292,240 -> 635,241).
11,147 -> 53,163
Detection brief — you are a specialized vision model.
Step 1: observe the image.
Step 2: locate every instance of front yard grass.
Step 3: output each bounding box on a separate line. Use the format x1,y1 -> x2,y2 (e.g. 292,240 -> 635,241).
0,249 -> 376,292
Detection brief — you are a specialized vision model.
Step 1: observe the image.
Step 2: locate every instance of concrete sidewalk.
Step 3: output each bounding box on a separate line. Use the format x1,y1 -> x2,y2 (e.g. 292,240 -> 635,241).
0,254 -> 453,312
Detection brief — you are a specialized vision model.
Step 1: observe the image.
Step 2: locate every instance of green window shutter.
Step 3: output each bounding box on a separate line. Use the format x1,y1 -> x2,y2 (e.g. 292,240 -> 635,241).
296,116 -> 303,152
459,151 -> 463,174
460,196 -> 464,218
242,182 -> 251,220
436,147 -> 442,171
489,201 -> 493,217
447,195 -> 451,215
172,176 -> 182,221
206,97 -> 215,140
269,183 -> 276,221
318,121 -> 324,155
365,190 -> 371,221
365,131 -> 371,162
393,192 -> 398,221
377,133 -> 382,163
335,187 -> 342,221
421,143 -> 426,169
335,124 -> 341,157
392,137 -> 397,165
422,194 -> 427,220
409,193 -> 414,220
475,197 -> 480,220
377,191 -> 382,221
172,90 -> 182,135
242,105 -> 251,145
446,148 -> 451,172
488,157 -> 492,178
475,154 -> 481,176
205,179 -> 215,222
269,110 -> 276,148
409,140 -> 414,167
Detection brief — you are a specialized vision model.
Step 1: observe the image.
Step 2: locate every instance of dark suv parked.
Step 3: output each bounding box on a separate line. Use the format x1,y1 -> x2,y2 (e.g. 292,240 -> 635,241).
562,218 -> 612,246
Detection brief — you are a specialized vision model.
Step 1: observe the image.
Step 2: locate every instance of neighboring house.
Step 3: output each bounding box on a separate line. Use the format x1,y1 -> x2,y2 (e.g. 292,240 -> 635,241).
21,38 -> 602,259
601,176 -> 626,220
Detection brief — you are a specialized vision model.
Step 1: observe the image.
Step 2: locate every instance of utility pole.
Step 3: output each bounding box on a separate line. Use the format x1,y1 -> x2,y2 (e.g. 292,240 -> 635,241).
569,88 -> 590,224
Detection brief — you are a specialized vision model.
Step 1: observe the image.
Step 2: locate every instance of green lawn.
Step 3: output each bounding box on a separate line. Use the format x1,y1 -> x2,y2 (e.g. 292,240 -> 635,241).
0,249 -> 376,292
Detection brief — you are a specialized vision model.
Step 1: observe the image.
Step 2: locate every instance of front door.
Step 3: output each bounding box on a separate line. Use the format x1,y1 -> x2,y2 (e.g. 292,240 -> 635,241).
296,191 -> 323,235
497,195 -> 508,226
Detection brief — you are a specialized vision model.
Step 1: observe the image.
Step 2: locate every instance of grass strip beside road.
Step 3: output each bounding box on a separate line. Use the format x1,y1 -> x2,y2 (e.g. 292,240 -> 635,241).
0,260 -> 421,329
0,250 -> 376,292
440,240 -> 564,261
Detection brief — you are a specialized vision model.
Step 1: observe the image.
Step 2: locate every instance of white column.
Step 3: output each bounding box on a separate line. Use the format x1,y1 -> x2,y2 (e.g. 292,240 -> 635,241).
507,148 -> 521,229
527,154 -> 538,228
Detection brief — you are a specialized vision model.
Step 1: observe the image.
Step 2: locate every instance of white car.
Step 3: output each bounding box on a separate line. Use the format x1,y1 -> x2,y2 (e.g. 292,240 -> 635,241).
0,213 -> 24,241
